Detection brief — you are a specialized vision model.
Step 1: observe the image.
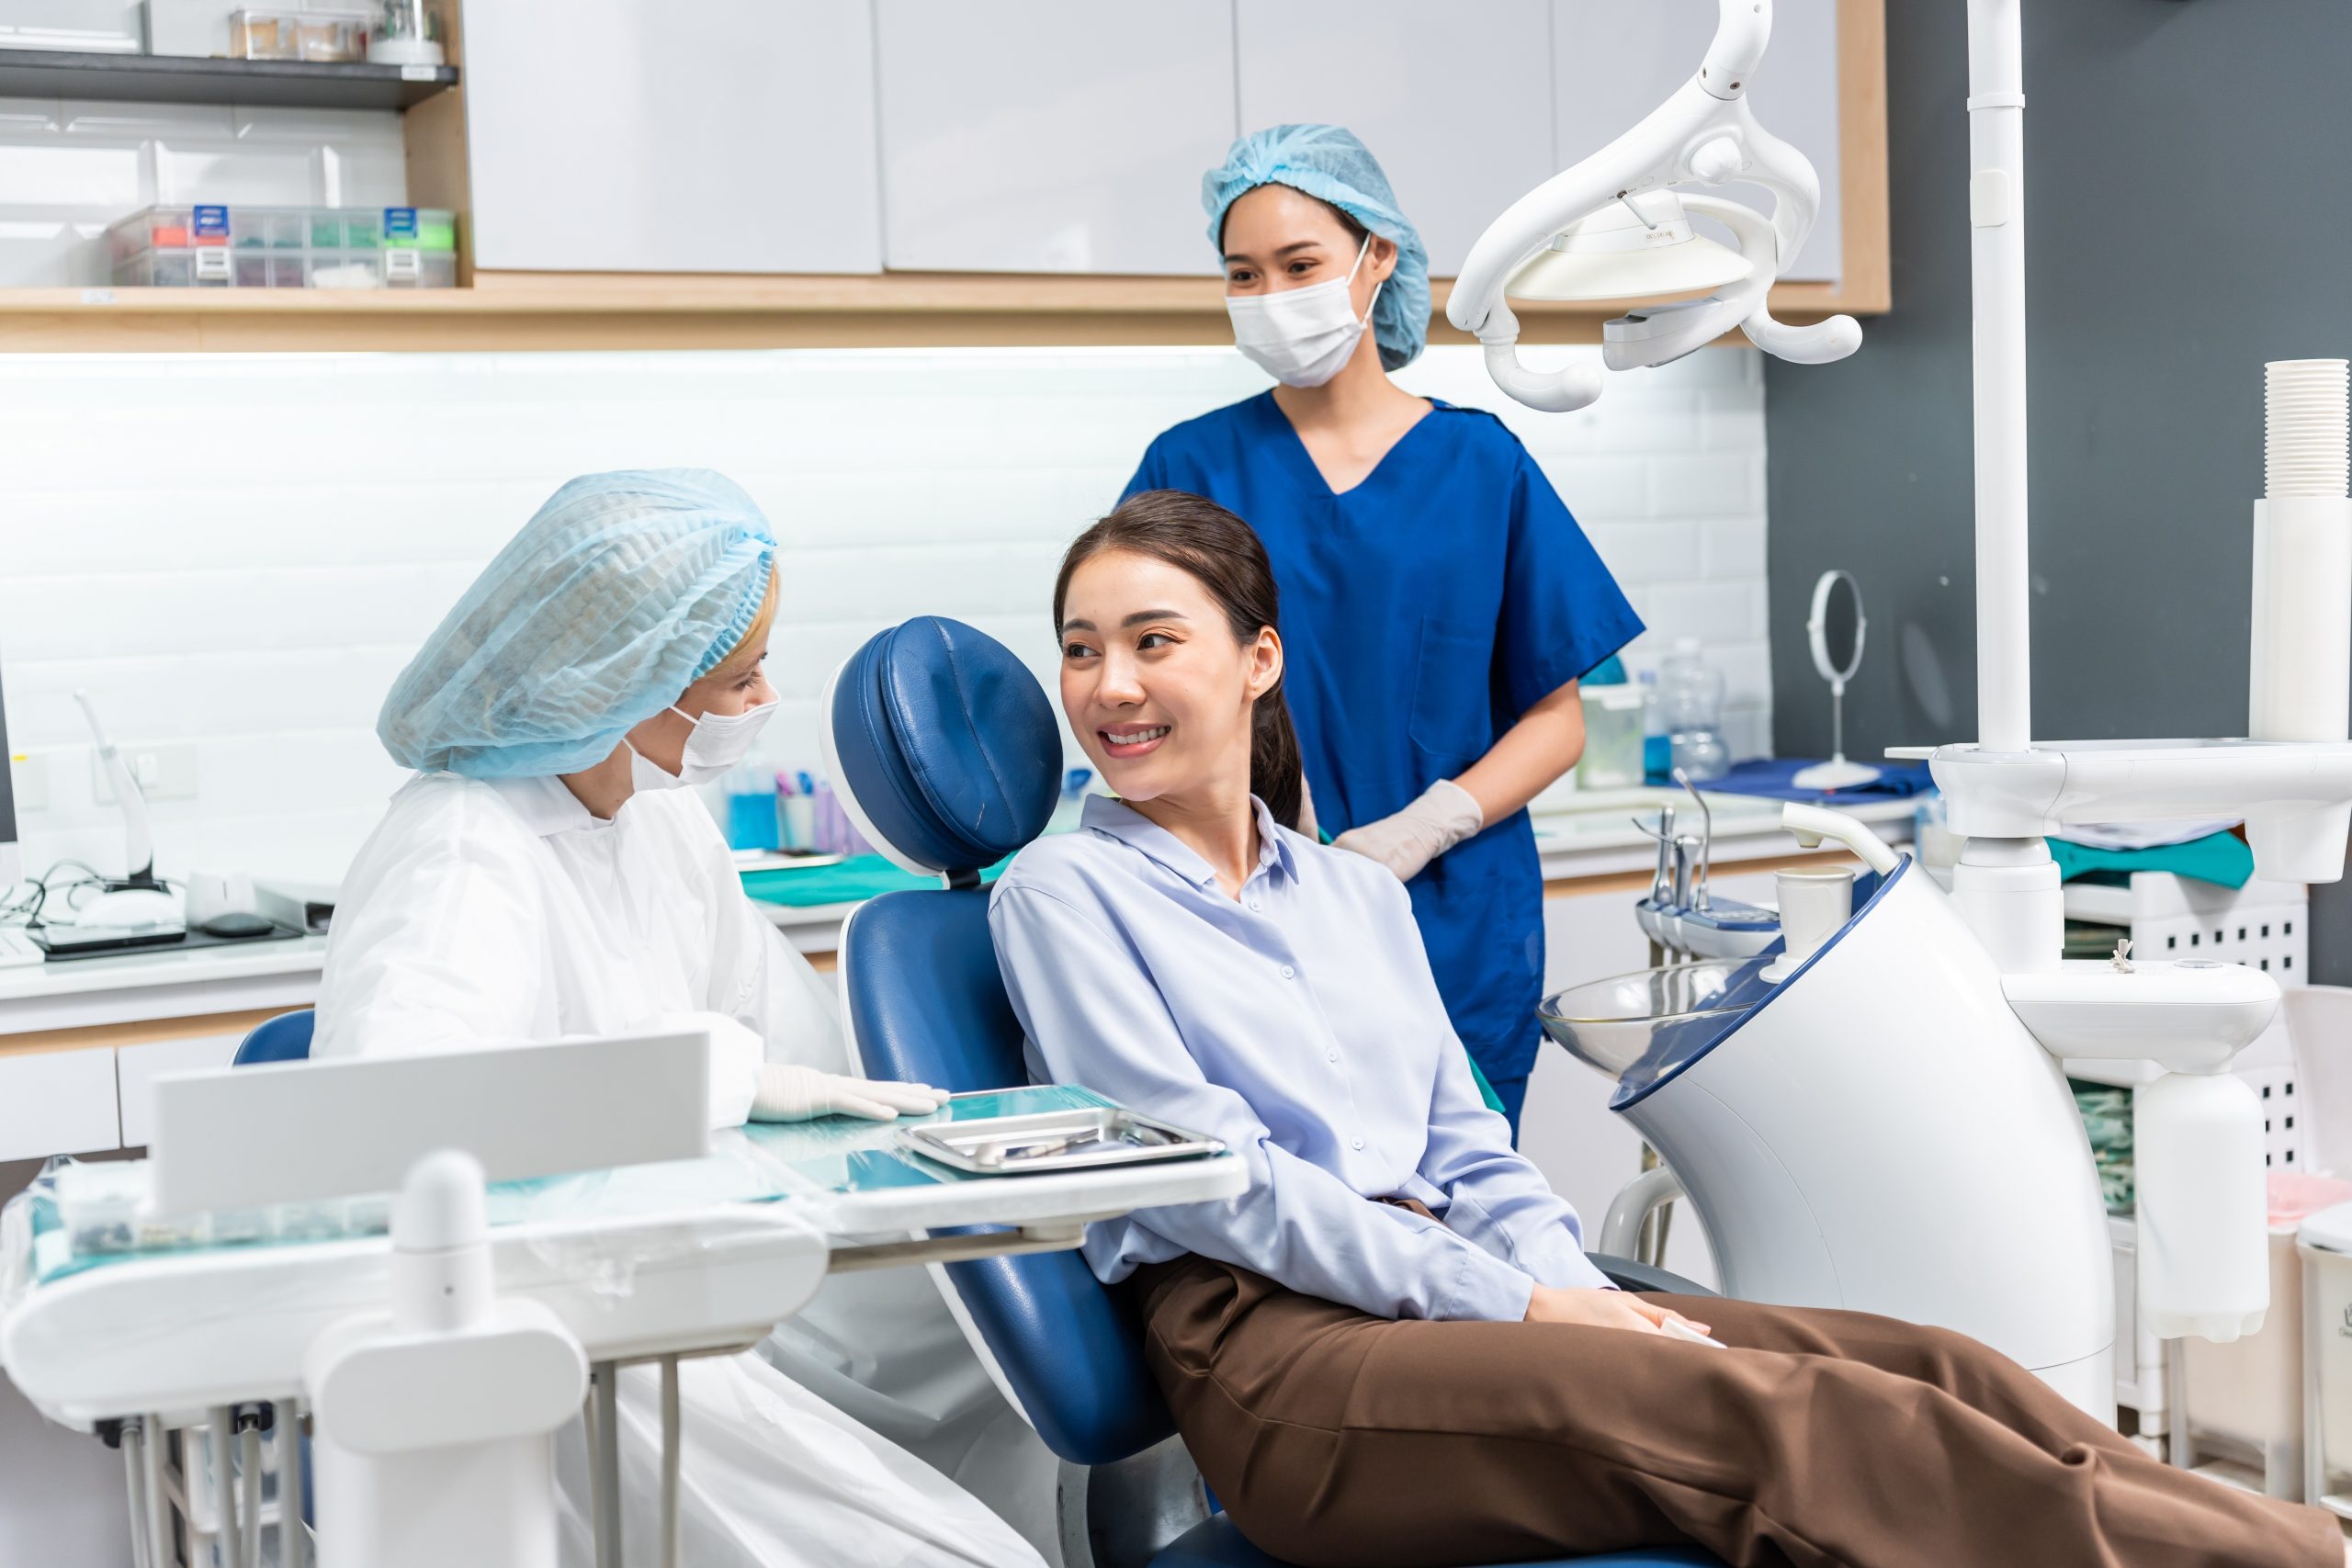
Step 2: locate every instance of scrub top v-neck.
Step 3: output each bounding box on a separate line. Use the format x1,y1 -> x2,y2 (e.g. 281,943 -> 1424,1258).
1123,390 -> 1642,1122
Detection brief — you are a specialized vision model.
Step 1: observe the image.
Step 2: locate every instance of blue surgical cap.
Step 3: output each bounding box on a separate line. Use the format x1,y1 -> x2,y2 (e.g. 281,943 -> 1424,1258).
379,468 -> 777,778
1203,123 -> 1430,372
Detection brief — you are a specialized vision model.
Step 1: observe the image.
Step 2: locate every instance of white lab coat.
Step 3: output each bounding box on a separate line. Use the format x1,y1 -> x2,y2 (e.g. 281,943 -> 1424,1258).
316,771 -> 1054,1568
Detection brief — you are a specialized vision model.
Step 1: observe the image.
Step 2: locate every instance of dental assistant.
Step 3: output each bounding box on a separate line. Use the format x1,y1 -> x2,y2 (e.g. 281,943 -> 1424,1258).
315,470 -> 1049,1568
1122,125 -> 1643,1126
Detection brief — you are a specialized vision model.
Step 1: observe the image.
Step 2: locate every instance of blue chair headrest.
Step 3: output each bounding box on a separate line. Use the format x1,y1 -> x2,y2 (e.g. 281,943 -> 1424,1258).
822,616 -> 1060,879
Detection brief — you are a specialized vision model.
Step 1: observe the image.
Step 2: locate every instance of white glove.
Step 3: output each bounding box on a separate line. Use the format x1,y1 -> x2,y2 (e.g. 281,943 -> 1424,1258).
752,1063 -> 948,1123
1332,779 -> 1484,883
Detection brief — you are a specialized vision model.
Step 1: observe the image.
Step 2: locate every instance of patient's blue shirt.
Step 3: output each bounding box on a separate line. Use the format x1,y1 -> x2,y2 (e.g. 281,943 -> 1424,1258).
989,794 -> 1610,1323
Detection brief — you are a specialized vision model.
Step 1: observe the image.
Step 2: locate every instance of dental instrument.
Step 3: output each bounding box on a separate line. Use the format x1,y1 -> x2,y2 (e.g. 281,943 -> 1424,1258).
1790,570 -> 1881,791
1449,0 -> 1861,412
1633,773 -> 1781,963
56,691 -> 183,934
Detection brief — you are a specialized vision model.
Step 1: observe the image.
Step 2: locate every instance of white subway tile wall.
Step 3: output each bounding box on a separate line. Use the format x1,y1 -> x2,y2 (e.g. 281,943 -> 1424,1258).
0,96 -> 406,286
0,344 -> 1768,889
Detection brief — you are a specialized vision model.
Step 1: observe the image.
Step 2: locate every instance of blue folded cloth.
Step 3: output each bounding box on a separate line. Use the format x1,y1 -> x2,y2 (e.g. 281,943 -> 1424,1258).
1693,758 -> 1933,804
2046,830 -> 2253,889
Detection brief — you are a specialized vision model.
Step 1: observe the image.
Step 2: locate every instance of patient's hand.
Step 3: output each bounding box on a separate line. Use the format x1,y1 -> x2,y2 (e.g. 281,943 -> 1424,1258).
1524,1285 -> 1711,1339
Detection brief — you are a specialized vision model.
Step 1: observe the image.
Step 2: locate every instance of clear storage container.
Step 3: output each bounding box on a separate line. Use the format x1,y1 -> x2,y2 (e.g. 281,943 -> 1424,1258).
1657,638 -> 1730,782
106,203 -> 457,289
229,7 -> 372,62
1577,683 -> 1647,790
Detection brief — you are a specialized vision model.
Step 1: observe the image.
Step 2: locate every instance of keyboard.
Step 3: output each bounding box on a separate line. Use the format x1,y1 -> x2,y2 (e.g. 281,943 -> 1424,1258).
0,928 -> 42,967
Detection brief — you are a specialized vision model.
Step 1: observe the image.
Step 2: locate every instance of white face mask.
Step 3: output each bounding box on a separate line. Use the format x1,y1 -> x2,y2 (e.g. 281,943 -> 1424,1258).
628,698 -> 777,790
1225,233 -> 1384,389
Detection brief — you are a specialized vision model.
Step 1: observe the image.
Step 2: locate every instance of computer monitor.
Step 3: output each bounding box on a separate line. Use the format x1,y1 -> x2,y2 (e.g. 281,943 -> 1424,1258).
0,673 -> 18,891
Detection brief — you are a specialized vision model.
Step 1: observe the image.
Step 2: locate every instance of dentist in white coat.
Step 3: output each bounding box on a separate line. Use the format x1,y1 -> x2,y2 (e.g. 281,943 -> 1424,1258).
315,469 -> 1050,1568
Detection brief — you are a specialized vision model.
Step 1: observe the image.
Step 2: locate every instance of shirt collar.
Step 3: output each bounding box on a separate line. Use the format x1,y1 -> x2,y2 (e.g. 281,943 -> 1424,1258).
1080,794 -> 1301,890
483,773 -> 605,838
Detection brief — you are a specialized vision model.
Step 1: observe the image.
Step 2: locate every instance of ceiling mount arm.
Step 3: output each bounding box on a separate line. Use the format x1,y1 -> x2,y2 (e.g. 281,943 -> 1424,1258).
1700,0 -> 1772,100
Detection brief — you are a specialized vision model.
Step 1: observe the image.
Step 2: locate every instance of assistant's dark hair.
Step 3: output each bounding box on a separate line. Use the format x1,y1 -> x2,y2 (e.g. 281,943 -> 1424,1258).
1052,490 -> 1305,831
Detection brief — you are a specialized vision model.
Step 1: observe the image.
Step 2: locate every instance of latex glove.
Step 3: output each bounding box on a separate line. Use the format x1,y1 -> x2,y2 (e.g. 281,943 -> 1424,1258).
752,1063 -> 948,1123
1332,779 -> 1483,883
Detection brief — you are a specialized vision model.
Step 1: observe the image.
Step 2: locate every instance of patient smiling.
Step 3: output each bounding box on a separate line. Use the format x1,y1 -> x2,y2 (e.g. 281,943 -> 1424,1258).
988,488 -> 2340,1568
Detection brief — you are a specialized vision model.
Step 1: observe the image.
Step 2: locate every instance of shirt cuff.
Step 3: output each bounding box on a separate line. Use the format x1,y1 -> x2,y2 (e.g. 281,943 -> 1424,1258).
1439,1246 -> 1540,1323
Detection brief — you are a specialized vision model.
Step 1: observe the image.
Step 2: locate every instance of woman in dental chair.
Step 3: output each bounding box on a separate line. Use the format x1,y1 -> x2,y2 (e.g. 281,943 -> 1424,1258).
989,489 -> 2341,1568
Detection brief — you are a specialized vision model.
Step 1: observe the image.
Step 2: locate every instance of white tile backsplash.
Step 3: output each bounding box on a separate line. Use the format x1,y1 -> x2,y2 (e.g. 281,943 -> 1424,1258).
0,344 -> 1771,890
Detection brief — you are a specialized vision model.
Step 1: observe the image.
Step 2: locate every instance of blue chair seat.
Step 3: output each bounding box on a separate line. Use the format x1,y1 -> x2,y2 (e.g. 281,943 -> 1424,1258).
1151,1517 -> 1720,1568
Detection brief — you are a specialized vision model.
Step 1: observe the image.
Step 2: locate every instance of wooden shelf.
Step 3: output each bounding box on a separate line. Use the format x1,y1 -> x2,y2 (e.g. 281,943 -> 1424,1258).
0,270 -> 1884,354
0,48 -> 457,110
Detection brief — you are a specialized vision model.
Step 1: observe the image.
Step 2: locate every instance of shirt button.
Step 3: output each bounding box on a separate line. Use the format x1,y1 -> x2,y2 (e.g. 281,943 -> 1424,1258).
1279,964 -> 1295,979
1249,898 -> 1263,912
1350,1137 -> 1365,1151
1326,1047 -> 1340,1062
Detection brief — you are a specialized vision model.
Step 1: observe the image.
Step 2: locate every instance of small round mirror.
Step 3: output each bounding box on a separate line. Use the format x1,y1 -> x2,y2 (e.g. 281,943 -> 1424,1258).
1792,570 -> 1879,792
1807,570 -> 1866,687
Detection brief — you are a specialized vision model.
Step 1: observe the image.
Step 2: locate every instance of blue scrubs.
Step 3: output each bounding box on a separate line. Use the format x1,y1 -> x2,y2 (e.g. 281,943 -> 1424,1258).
1124,391 -> 1642,1127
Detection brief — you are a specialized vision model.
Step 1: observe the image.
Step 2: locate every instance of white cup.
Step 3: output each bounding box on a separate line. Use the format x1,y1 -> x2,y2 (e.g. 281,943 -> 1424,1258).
1775,867 -> 1856,969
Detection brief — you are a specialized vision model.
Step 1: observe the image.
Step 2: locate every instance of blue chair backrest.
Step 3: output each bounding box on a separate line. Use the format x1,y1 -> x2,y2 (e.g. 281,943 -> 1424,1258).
824,615 -> 1174,1467
234,1008 -> 315,1066
844,888 -> 1178,1466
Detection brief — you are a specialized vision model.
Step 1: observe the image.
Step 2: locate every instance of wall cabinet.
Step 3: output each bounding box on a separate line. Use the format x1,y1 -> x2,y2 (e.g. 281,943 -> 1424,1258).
463,0 -> 883,275
1233,0 -> 1557,277
874,0 -> 1237,276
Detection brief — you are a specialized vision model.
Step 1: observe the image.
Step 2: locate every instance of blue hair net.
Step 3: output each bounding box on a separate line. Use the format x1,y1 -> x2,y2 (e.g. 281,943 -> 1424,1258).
379,468 -> 777,778
1203,123 -> 1430,372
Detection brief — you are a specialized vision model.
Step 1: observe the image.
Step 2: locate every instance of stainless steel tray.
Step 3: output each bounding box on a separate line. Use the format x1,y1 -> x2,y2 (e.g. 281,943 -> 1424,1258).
897,1105 -> 1226,1175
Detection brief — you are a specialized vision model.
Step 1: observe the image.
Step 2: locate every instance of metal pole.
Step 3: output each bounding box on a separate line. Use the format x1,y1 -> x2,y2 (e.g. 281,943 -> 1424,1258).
141,1416 -> 172,1568
122,1420 -> 151,1568
238,1419 -> 262,1568
661,1356 -> 684,1568
1967,0 -> 2030,751
593,1364 -> 621,1568
209,1406 -> 244,1568
279,1401 -> 307,1568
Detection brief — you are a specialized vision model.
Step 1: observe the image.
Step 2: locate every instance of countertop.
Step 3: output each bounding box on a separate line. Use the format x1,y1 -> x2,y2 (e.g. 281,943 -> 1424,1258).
0,787 -> 1922,1026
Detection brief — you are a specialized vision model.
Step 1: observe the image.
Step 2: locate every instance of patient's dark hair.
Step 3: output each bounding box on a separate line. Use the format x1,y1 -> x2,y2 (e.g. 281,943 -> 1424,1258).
1052,491 -> 1305,831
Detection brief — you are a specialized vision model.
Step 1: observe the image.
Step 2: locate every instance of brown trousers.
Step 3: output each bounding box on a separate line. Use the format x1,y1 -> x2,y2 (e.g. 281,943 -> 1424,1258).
1136,1253 -> 2344,1568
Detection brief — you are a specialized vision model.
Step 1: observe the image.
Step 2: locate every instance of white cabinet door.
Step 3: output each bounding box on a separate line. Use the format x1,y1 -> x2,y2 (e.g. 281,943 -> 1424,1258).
464,0 -> 883,274
1233,0 -> 1555,277
0,1049 -> 119,1162
117,1032 -> 243,1149
875,0 -> 1236,276
1552,0 -> 1840,284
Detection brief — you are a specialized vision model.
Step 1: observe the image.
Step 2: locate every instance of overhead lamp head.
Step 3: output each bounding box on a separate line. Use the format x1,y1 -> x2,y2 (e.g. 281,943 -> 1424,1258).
1506,189 -> 1753,304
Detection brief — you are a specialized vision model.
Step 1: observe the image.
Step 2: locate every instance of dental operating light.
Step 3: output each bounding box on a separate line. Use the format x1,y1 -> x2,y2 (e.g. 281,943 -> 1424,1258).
1450,0 -> 1861,412
1506,191 -> 1754,304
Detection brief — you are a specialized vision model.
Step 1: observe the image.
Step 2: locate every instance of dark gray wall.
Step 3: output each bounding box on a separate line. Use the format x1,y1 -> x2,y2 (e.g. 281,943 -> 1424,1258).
1763,0 -> 2352,976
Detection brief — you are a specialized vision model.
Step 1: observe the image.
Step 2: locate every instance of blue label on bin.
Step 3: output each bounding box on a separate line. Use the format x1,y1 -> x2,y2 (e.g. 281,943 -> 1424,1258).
382,207 -> 418,239
193,205 -> 229,237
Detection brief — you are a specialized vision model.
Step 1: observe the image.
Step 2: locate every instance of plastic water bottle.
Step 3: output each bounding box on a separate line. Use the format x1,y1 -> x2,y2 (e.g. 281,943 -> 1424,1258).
1657,639 -> 1730,783
1639,669 -> 1671,784
724,764 -> 780,851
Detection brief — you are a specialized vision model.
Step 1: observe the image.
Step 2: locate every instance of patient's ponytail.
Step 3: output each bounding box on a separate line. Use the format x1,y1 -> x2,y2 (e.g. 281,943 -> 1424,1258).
1053,491 -> 1306,831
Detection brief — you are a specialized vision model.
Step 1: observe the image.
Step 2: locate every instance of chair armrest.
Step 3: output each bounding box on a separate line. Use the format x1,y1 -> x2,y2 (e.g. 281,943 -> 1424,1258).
1587,1252 -> 1717,1297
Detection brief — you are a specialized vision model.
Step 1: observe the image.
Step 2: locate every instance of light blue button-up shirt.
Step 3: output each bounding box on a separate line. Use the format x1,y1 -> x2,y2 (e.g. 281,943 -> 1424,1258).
989,795 -> 1611,1323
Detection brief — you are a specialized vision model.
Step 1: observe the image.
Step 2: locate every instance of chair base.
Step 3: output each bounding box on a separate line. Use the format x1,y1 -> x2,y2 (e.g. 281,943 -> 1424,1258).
1148,1515 -> 1727,1567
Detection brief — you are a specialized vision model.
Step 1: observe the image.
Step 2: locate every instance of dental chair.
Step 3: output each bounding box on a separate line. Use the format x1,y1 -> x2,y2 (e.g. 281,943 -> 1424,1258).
826,617 -> 1724,1568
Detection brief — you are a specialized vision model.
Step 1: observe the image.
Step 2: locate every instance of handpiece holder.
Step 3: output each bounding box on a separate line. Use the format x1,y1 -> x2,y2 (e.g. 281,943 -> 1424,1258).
72,690 -> 158,889
1449,0 -> 1860,412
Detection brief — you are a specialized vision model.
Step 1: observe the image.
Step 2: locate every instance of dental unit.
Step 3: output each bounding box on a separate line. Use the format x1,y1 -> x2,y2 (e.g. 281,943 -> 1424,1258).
1503,0 -> 2352,1418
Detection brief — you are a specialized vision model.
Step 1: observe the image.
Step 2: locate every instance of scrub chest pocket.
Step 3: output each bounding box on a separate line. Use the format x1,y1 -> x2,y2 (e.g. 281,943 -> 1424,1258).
1408,615 -> 1495,761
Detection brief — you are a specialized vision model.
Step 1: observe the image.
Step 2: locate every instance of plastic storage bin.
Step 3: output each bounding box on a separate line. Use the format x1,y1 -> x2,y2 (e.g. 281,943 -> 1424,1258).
2298,1201 -> 2352,1517
229,7 -> 372,62
1576,684 -> 1646,790
106,204 -> 457,289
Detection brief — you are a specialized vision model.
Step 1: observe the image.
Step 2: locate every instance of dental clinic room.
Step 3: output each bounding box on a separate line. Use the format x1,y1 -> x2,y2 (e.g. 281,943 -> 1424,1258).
17,2 -> 2352,1566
